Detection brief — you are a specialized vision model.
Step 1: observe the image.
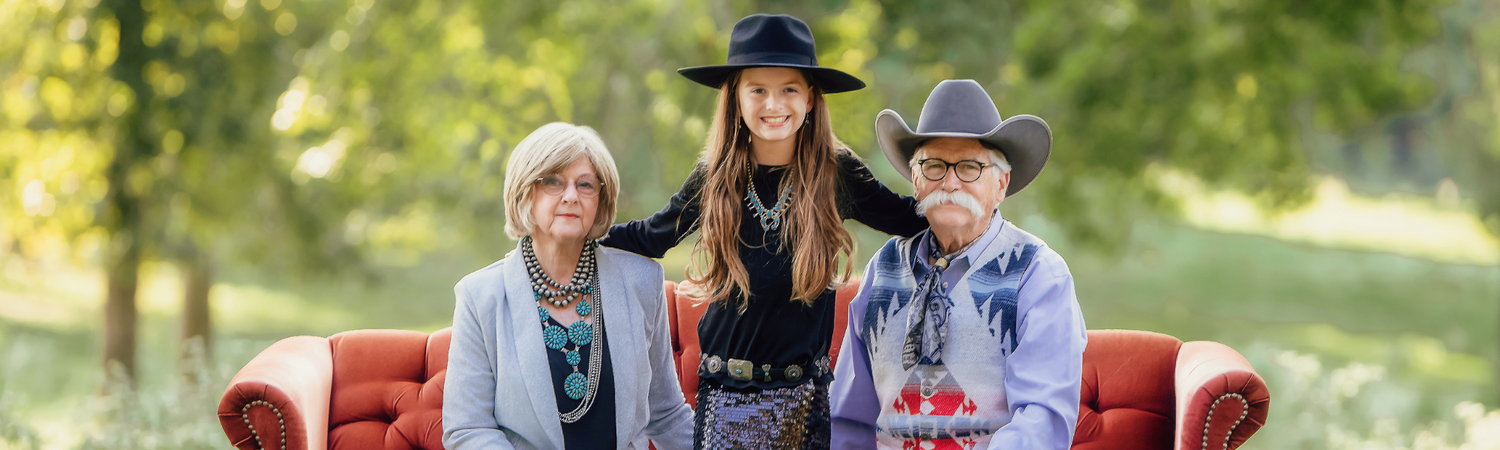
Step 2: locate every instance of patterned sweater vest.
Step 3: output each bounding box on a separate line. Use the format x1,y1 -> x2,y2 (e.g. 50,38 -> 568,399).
857,222 -> 1047,450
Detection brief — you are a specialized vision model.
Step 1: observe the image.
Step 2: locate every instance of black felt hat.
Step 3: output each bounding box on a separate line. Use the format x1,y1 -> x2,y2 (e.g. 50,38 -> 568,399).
677,14 -> 865,93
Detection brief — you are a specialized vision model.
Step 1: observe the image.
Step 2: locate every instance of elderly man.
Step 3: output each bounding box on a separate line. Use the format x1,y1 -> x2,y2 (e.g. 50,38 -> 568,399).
830,80 -> 1087,450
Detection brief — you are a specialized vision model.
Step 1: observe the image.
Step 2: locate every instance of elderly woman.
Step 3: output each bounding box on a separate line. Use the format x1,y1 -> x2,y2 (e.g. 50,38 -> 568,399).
443,122 -> 694,450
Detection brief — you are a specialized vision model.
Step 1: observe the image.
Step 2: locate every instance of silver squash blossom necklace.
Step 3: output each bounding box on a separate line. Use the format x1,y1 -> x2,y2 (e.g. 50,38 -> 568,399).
745,164 -> 792,231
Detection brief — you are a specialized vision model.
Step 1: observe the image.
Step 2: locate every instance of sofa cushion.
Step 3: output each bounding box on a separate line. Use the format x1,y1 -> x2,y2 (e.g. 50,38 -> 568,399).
665,282 -> 709,407
1071,330 -> 1181,450
327,329 -> 449,450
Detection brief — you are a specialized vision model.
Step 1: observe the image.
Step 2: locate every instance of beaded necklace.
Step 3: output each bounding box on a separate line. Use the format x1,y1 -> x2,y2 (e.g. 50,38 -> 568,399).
521,237 -> 605,421
522,236 -> 597,307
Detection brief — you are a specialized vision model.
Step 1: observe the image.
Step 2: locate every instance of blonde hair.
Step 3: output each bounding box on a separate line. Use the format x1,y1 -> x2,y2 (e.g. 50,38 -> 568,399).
502,122 -> 619,240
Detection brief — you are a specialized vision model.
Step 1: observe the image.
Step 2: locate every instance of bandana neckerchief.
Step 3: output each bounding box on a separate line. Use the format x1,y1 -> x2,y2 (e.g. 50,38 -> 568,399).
901,231 -> 962,370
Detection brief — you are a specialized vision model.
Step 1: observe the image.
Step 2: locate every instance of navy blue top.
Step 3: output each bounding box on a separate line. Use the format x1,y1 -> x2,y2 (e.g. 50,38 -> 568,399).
545,316 -> 617,449
600,150 -> 926,389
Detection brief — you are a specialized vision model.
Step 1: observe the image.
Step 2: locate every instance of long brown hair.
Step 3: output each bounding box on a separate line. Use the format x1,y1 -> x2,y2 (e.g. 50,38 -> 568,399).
685,70 -> 856,308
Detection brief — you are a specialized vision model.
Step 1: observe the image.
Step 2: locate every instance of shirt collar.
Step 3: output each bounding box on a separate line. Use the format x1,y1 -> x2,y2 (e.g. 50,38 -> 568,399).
915,209 -> 1006,270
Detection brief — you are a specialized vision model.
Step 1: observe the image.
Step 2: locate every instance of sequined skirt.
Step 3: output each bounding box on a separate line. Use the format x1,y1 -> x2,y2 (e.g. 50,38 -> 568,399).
694,380 -> 830,450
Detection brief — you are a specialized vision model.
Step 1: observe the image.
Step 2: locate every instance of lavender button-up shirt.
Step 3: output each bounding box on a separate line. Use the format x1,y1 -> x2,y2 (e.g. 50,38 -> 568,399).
829,212 -> 1087,450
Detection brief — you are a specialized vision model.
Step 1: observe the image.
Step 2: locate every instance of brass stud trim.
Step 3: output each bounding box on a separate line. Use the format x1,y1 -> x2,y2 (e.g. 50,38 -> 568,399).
1201,393 -> 1249,450
240,400 -> 288,450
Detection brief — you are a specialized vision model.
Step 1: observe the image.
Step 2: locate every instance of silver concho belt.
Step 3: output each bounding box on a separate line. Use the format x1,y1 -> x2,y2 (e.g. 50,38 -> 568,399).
700,353 -> 832,382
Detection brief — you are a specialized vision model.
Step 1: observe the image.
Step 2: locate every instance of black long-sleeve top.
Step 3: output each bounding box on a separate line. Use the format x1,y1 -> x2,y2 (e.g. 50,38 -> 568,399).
600,150 -> 927,389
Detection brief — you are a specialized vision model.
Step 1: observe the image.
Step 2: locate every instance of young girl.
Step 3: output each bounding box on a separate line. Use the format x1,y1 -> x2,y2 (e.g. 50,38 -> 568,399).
600,14 -> 926,449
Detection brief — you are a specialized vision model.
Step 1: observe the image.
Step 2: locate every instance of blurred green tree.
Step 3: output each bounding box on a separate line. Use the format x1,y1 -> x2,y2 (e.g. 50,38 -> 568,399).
1415,0 -> 1500,397
855,0 -> 1446,248
0,0 -> 152,381
93,0 -> 363,381
2,0 -> 1489,387
1,0 -> 369,381
287,0 -> 728,257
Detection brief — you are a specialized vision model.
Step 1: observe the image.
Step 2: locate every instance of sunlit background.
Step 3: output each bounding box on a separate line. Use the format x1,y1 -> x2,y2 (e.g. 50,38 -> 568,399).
2,0 -> 1499,448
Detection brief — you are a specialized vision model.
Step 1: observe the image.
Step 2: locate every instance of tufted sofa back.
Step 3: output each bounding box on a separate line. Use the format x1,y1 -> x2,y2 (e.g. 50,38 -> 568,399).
326,329 -> 450,450
1071,329 -> 1181,449
222,284 -> 1267,450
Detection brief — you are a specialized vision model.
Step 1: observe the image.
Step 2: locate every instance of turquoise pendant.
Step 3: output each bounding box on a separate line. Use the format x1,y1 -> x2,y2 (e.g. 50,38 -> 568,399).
542,325 -> 568,350
537,306 -> 550,323
563,372 -> 587,400
575,299 -> 591,316
569,322 -> 593,346
566,350 -> 581,366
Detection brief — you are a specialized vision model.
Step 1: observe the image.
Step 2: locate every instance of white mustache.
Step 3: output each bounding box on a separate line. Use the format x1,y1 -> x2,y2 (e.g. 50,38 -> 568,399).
917,190 -> 985,219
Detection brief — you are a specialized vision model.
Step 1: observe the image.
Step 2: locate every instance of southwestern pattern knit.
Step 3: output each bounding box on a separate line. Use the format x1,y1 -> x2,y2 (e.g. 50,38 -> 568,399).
835,214 -> 1085,449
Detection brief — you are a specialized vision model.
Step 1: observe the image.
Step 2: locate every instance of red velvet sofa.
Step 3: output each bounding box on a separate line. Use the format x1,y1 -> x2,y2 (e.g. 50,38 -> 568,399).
219,280 -> 1269,450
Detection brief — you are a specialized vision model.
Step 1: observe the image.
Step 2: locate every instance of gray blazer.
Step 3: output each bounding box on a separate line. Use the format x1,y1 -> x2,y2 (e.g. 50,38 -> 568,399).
443,246 -> 694,450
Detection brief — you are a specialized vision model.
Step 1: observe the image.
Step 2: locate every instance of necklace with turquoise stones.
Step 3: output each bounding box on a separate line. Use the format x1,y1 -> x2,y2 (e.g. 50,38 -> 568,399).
522,237 -> 604,422
745,167 -> 792,231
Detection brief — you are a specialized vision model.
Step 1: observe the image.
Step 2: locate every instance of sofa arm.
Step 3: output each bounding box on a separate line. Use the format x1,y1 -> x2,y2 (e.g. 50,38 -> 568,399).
1172,341 -> 1271,450
218,336 -> 334,450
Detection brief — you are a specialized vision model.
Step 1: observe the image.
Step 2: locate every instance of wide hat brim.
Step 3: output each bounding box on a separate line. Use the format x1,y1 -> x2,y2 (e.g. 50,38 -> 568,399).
678,64 -> 865,93
677,14 -> 865,94
876,109 -> 1052,196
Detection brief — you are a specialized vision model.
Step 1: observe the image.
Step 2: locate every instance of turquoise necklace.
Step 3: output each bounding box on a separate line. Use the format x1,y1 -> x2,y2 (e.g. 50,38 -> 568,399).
745,166 -> 792,231
522,237 -> 604,421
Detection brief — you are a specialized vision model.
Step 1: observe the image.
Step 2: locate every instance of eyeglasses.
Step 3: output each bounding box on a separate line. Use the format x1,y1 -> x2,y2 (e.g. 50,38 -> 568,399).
912,158 -> 997,183
534,174 -> 601,198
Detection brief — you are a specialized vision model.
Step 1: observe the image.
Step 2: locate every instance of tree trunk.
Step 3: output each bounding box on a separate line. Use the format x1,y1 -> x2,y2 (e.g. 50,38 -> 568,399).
98,0 -> 154,384
180,246 -> 213,368
102,234 -> 140,384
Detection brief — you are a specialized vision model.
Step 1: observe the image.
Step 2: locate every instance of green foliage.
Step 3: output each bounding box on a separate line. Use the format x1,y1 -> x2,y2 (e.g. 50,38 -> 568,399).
0,393 -> 40,450
74,341 -> 225,450
0,321 -> 250,450
1427,0 -> 1500,237
280,0 -> 732,259
0,0 -> 1473,269
0,0 -> 1493,440
0,326 -> 40,450
865,0 -> 1448,249
1239,345 -> 1494,450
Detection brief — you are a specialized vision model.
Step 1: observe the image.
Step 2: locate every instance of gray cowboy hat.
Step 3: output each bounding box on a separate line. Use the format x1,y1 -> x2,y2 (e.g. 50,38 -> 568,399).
876,79 -> 1051,196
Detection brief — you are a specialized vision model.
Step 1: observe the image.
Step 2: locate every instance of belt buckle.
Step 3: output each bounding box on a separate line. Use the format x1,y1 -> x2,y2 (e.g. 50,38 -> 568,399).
727,359 -> 753,381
